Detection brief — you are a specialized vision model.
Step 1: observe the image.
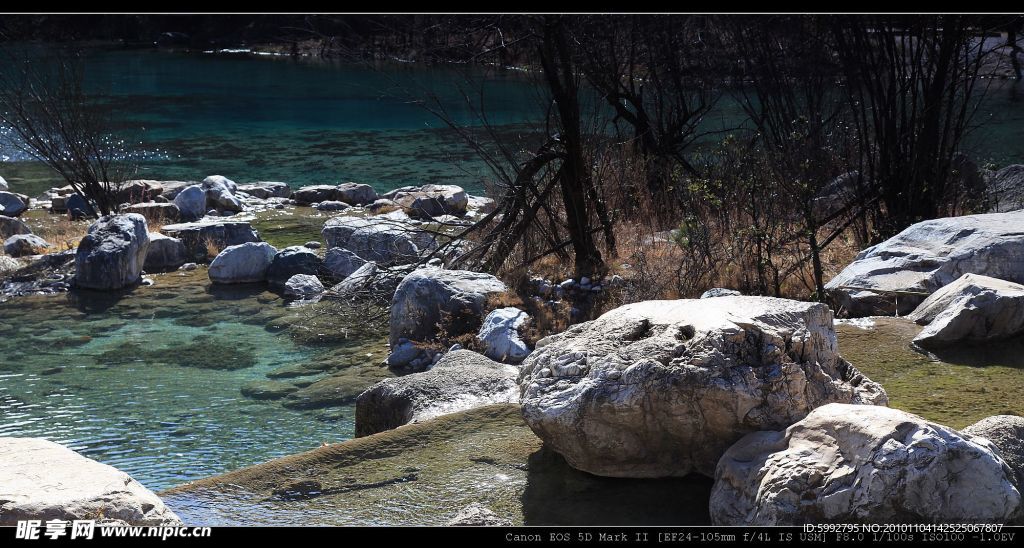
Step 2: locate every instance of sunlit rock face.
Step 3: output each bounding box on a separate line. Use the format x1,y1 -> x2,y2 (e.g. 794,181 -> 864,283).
0,437 -> 182,526
826,209 -> 1024,317
355,350 -> 518,437
711,404 -> 1022,525
519,296 -> 888,478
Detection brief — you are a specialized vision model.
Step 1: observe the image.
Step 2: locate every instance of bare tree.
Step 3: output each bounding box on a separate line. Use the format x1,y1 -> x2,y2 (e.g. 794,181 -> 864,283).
0,46 -> 133,216
830,15 -> 995,239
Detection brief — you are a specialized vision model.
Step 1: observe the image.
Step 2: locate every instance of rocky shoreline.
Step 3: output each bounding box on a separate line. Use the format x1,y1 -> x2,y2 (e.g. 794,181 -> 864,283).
4,170 -> 1024,526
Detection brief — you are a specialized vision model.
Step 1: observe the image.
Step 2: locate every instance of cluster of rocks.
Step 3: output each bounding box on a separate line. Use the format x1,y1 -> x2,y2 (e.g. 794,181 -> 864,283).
825,208 -> 1024,348
351,293 -> 1024,525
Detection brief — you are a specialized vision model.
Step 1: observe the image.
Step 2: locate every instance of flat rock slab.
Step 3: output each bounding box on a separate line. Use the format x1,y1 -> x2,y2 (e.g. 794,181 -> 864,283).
355,350 -> 519,436
825,209 -> 1024,317
0,438 -> 181,525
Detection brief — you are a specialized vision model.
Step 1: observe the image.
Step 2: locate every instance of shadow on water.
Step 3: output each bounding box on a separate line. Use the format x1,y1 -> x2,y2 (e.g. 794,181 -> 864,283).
66,286 -> 137,314
520,447 -> 712,526
915,337 -> 1024,369
206,281 -> 276,302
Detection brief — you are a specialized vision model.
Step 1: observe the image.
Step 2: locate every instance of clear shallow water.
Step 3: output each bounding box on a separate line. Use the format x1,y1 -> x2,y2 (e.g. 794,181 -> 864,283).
0,268 -> 389,491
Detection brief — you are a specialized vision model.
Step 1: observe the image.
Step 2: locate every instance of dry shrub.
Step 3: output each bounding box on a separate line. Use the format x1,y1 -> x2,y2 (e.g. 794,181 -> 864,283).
203,235 -> 224,259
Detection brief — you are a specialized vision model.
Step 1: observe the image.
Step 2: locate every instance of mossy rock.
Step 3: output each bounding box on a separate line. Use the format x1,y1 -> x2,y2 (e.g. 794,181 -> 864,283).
281,363 -> 393,409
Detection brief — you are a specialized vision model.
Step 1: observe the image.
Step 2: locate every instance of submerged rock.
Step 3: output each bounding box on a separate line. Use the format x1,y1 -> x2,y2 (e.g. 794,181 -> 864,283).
143,233 -> 189,273
476,307 -> 531,364
0,437 -> 181,525
241,380 -> 299,401
208,242 -> 277,284
74,214 -> 150,290
355,350 -> 519,436
825,210 -> 1024,317
519,296 -> 888,478
4,234 -> 48,257
388,267 -> 508,369
710,404 -> 1021,525
160,404 -> 714,526
908,273 -> 1024,348
447,503 -> 512,526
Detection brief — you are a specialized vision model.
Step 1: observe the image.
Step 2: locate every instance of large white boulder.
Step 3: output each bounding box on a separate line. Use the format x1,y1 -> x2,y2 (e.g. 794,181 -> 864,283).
0,438 -> 181,525
355,349 -> 519,436
907,273 -> 1024,348
710,404 -> 1022,525
388,267 -> 508,370
74,214 -> 151,290
825,210 -> 1024,317
476,307 -> 532,364
519,296 -> 888,478
208,242 -> 278,284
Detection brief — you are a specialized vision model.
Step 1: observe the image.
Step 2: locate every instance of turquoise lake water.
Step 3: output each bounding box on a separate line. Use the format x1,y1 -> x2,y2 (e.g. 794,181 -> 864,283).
1,48 -> 544,196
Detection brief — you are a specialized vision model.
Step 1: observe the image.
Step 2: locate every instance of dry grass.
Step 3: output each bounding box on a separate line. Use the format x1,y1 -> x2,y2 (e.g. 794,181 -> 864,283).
203,235 -> 224,259
28,215 -> 90,253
